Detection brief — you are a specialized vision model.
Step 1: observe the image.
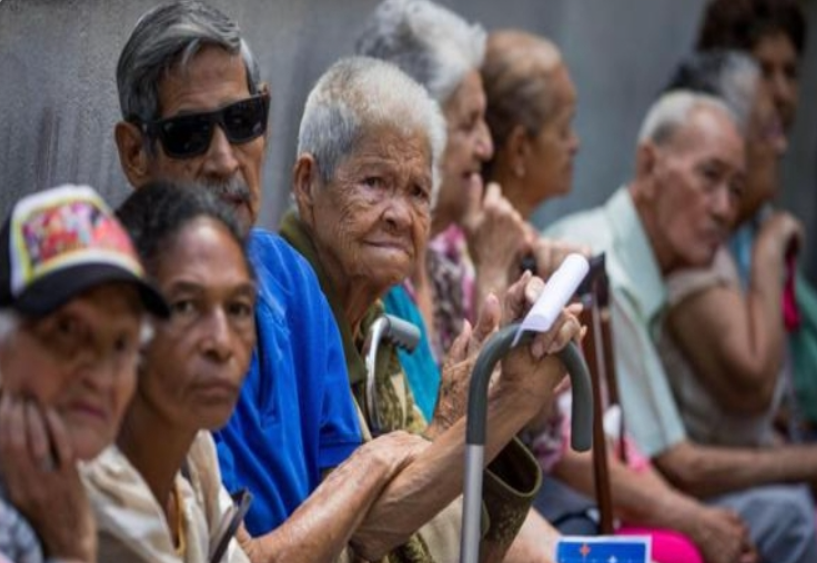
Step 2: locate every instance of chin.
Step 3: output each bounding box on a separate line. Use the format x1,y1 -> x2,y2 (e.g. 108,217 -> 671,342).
70,431 -> 113,461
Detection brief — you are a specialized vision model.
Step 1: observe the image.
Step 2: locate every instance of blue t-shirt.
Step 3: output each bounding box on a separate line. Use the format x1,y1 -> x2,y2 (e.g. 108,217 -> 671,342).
214,229 -> 362,536
383,285 -> 441,421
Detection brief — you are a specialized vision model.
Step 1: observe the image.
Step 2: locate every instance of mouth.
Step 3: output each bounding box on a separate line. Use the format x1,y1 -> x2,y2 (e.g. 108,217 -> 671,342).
191,378 -> 240,402
64,401 -> 108,423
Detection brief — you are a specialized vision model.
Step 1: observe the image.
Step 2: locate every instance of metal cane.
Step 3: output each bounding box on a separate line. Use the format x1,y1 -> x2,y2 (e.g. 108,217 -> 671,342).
363,313 -> 422,435
460,262 -> 594,563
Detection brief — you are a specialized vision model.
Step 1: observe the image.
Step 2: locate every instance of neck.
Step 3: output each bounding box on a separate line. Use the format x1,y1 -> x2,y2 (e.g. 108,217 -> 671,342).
628,182 -> 674,275
489,167 -> 534,220
117,392 -> 197,514
314,241 -> 383,336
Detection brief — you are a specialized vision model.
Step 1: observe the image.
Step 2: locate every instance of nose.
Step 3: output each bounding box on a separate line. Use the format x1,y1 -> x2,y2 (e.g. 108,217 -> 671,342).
569,129 -> 581,156
202,126 -> 241,180
200,308 -> 234,363
712,183 -> 736,225
475,118 -> 494,162
382,194 -> 413,232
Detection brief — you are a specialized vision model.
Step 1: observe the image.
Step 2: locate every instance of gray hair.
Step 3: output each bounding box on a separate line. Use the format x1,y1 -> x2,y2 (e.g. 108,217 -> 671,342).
664,50 -> 761,134
638,90 -> 736,147
355,0 -> 486,104
117,0 -> 261,123
297,57 -> 446,206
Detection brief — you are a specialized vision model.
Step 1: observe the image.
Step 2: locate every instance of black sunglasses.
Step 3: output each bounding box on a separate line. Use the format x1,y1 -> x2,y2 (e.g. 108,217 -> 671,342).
139,94 -> 269,159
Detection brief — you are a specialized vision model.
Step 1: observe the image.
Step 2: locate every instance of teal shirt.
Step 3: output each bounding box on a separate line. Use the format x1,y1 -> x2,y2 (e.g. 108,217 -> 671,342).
546,187 -> 686,458
383,284 -> 441,421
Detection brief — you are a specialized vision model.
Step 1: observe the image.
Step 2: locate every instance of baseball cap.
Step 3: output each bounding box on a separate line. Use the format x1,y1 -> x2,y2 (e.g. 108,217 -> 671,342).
0,184 -> 169,318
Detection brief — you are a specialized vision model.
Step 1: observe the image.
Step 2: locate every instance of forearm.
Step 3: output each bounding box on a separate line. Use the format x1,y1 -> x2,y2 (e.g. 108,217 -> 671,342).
353,387 -> 535,560
245,449 -> 398,563
655,441 -> 817,499
503,510 -> 559,563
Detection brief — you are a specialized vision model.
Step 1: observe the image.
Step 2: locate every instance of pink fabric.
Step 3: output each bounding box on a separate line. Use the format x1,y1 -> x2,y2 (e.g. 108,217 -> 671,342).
783,252 -> 801,331
617,527 -> 704,563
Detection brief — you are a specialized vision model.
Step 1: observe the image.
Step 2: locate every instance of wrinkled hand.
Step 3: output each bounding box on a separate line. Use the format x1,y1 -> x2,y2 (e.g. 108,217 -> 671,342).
461,176 -> 532,292
692,507 -> 758,563
426,294 -> 502,437
528,230 -> 592,281
496,271 -> 584,408
758,210 -> 804,259
356,430 -> 429,479
0,394 -> 96,562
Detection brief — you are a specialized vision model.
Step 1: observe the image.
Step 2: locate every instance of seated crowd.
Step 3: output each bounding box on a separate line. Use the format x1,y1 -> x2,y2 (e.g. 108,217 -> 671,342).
0,0 -> 815,562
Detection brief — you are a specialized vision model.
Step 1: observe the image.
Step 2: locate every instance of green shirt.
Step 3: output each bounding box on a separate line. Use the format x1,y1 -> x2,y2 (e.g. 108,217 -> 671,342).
546,187 -> 686,458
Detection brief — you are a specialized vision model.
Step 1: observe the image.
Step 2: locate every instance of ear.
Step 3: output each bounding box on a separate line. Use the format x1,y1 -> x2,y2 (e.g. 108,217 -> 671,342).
115,121 -> 152,189
292,153 -> 319,224
634,141 -> 661,199
506,124 -> 531,178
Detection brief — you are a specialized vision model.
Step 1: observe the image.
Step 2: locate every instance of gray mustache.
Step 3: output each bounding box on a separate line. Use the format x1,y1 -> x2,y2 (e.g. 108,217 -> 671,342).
204,177 -> 251,205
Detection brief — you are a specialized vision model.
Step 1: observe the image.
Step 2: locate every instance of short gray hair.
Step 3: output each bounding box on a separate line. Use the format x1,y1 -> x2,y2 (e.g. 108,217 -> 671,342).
638,90 -> 736,147
664,50 -> 761,134
117,0 -> 261,123
355,0 -> 486,104
297,57 -> 446,206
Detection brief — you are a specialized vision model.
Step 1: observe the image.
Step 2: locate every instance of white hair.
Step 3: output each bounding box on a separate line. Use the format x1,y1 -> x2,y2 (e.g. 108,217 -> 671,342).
297,56 -> 447,207
355,0 -> 486,104
638,90 -> 737,147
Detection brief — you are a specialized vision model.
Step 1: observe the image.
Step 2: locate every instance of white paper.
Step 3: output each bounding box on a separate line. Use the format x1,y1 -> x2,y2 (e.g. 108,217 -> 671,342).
513,253 -> 589,346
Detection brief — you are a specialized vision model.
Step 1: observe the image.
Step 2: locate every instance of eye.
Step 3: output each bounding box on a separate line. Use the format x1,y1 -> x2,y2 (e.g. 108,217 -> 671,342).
412,183 -> 431,203
113,333 -> 136,355
227,299 -> 254,320
363,176 -> 385,190
56,315 -> 80,337
170,299 -> 197,317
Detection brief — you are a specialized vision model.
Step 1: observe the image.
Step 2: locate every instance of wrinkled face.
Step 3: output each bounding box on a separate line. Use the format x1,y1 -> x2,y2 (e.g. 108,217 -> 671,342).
307,124 -> 433,294
437,70 -> 494,225
144,46 -> 267,231
753,31 -> 799,130
0,284 -> 142,460
524,64 -> 579,204
141,218 -> 256,431
649,108 -> 746,270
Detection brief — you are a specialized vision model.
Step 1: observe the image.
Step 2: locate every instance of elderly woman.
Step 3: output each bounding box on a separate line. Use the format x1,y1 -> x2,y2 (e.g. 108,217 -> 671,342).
659,50 -> 800,450
0,185 -> 168,562
277,56 -> 581,562
80,184 -> 255,562
356,0 -> 533,364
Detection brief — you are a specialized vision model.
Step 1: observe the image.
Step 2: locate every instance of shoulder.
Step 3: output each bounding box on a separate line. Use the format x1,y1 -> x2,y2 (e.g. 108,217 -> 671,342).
545,206 -> 612,250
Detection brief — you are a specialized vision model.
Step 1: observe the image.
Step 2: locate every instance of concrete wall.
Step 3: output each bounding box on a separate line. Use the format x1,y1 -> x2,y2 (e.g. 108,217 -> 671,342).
1,0 -> 815,273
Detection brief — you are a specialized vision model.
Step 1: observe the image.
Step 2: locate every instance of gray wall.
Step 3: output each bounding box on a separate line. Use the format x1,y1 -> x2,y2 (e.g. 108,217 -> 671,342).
1,0 -> 815,273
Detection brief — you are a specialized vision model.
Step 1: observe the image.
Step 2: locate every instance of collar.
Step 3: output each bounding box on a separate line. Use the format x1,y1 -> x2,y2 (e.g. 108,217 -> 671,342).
279,211 -> 368,385
605,187 -> 667,326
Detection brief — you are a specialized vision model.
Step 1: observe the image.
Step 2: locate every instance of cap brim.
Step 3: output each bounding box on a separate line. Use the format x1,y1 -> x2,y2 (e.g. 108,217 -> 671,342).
13,263 -> 170,319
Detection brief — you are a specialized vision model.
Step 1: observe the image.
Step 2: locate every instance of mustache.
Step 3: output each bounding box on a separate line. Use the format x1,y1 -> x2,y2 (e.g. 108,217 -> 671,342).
201,176 -> 252,206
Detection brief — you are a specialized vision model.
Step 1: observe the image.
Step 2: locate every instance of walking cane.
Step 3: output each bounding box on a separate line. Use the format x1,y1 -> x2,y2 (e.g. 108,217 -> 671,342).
363,313 -> 422,435
460,255 -> 594,563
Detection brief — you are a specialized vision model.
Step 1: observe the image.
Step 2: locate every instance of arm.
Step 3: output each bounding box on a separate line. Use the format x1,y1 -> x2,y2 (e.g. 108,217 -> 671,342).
654,439 -> 817,499
553,448 -> 756,563
666,213 -> 802,414
503,510 -> 560,563
242,431 -> 426,563
351,274 -> 581,561
463,181 -> 533,318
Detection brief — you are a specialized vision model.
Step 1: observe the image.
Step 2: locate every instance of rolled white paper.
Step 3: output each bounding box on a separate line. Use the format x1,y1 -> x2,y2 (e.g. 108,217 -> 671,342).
512,253 -> 589,345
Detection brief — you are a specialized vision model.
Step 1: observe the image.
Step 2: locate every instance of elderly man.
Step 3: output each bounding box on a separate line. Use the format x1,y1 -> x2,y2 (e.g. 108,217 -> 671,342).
278,54 -> 581,562
548,91 -> 817,563
0,184 -> 169,562
112,3 -> 426,561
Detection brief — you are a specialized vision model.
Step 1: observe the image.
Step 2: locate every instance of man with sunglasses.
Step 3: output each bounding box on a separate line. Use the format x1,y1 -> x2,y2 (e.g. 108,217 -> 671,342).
113,2 -> 423,561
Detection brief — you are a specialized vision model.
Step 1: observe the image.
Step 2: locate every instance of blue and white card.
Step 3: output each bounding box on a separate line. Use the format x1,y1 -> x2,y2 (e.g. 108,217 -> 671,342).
555,535 -> 651,563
